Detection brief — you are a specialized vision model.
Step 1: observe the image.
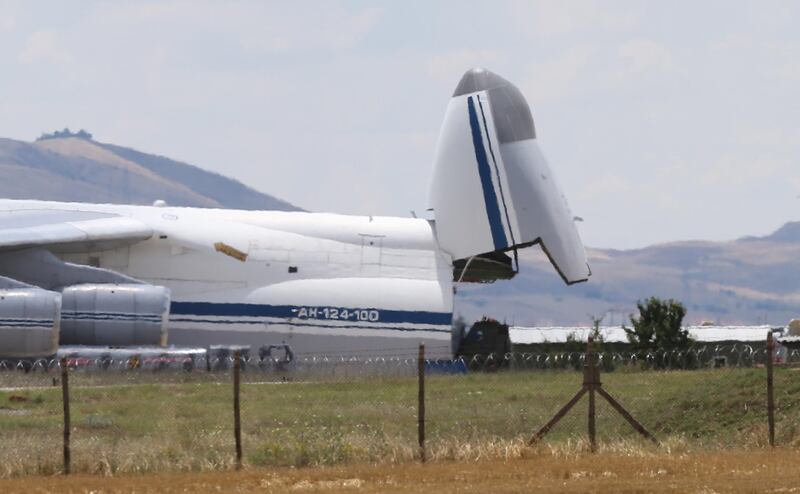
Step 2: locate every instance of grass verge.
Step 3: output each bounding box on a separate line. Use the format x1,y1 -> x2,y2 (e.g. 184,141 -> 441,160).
0,367 -> 798,477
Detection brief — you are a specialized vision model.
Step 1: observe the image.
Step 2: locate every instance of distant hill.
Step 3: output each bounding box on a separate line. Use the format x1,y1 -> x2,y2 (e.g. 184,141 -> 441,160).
1,131 -> 796,327
457,223 -> 800,328
0,133 -> 299,211
744,222 -> 800,243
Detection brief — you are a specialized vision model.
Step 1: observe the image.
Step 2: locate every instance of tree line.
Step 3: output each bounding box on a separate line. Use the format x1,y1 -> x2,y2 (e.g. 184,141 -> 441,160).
37,128 -> 93,141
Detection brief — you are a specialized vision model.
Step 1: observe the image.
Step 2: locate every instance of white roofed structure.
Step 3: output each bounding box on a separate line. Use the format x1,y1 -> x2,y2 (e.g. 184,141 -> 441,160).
510,325 -> 782,345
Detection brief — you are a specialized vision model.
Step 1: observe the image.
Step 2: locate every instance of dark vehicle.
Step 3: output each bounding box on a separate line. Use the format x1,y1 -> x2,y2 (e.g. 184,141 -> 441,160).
457,317 -> 512,370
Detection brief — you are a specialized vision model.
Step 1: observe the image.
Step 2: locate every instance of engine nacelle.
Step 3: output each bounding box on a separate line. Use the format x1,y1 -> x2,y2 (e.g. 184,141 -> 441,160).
0,287 -> 61,358
60,284 -> 170,346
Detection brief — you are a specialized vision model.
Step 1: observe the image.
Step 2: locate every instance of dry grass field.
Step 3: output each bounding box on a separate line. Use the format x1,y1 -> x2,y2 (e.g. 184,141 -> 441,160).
2,449 -> 800,493
2,365 -> 800,491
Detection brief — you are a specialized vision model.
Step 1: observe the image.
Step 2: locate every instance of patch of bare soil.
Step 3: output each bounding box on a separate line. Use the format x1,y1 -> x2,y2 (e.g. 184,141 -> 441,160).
2,449 -> 800,493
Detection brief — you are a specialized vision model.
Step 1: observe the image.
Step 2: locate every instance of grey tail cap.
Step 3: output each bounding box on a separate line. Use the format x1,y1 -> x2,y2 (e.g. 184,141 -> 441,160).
453,68 -> 536,143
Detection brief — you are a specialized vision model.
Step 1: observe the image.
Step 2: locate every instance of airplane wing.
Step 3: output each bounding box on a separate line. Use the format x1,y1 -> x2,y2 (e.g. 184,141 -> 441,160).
0,208 -> 165,358
0,209 -> 153,252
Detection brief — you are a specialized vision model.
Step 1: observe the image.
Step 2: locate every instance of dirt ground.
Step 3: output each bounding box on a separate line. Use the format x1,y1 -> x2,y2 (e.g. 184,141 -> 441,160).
2,449 -> 800,494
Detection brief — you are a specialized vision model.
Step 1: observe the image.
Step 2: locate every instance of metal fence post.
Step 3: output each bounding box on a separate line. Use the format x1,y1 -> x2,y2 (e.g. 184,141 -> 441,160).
767,331 -> 775,447
418,343 -> 426,463
233,350 -> 243,470
586,337 -> 597,453
530,334 -> 655,448
60,357 -> 71,475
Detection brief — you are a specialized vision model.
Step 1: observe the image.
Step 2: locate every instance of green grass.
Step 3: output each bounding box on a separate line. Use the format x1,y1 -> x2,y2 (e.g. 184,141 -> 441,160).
0,367 -> 798,477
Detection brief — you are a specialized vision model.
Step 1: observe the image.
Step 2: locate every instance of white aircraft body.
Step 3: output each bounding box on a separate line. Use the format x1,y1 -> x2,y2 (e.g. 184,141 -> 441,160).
0,69 -> 590,359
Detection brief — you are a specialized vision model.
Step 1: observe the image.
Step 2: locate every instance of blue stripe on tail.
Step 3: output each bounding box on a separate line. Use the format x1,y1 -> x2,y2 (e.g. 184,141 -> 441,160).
467,96 -> 508,251
477,94 -> 516,249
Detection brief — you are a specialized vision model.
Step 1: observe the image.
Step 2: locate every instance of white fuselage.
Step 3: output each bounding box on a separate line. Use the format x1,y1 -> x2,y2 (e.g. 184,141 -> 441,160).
0,69 -> 594,360
0,200 -> 456,358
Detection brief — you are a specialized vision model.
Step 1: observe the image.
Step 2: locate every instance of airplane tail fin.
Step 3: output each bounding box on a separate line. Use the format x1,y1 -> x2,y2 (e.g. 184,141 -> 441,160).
428,68 -> 590,284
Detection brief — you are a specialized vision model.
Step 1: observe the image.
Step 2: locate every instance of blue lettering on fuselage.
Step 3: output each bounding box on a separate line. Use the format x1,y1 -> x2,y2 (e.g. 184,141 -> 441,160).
170,302 -> 452,326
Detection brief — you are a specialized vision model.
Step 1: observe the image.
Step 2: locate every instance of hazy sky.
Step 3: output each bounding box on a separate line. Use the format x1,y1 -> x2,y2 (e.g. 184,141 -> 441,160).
1,1 -> 798,249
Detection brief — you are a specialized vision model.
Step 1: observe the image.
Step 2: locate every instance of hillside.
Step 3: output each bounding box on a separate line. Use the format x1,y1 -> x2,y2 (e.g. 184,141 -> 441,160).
0,134 -> 299,211
1,132 -> 796,326
457,223 -> 800,327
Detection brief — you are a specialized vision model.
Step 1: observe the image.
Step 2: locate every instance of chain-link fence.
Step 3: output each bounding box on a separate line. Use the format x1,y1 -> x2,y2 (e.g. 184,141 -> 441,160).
1,340 -> 798,477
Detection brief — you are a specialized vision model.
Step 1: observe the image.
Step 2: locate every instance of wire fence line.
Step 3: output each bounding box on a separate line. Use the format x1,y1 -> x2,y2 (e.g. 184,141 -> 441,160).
2,342 -> 797,374
0,340 -> 798,477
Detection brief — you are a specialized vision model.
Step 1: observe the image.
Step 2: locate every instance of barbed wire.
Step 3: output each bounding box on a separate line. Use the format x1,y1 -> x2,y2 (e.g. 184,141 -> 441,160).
1,344 -> 797,374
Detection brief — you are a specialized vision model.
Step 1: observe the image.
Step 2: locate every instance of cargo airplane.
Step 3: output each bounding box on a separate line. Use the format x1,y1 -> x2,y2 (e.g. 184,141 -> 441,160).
0,68 -> 590,359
